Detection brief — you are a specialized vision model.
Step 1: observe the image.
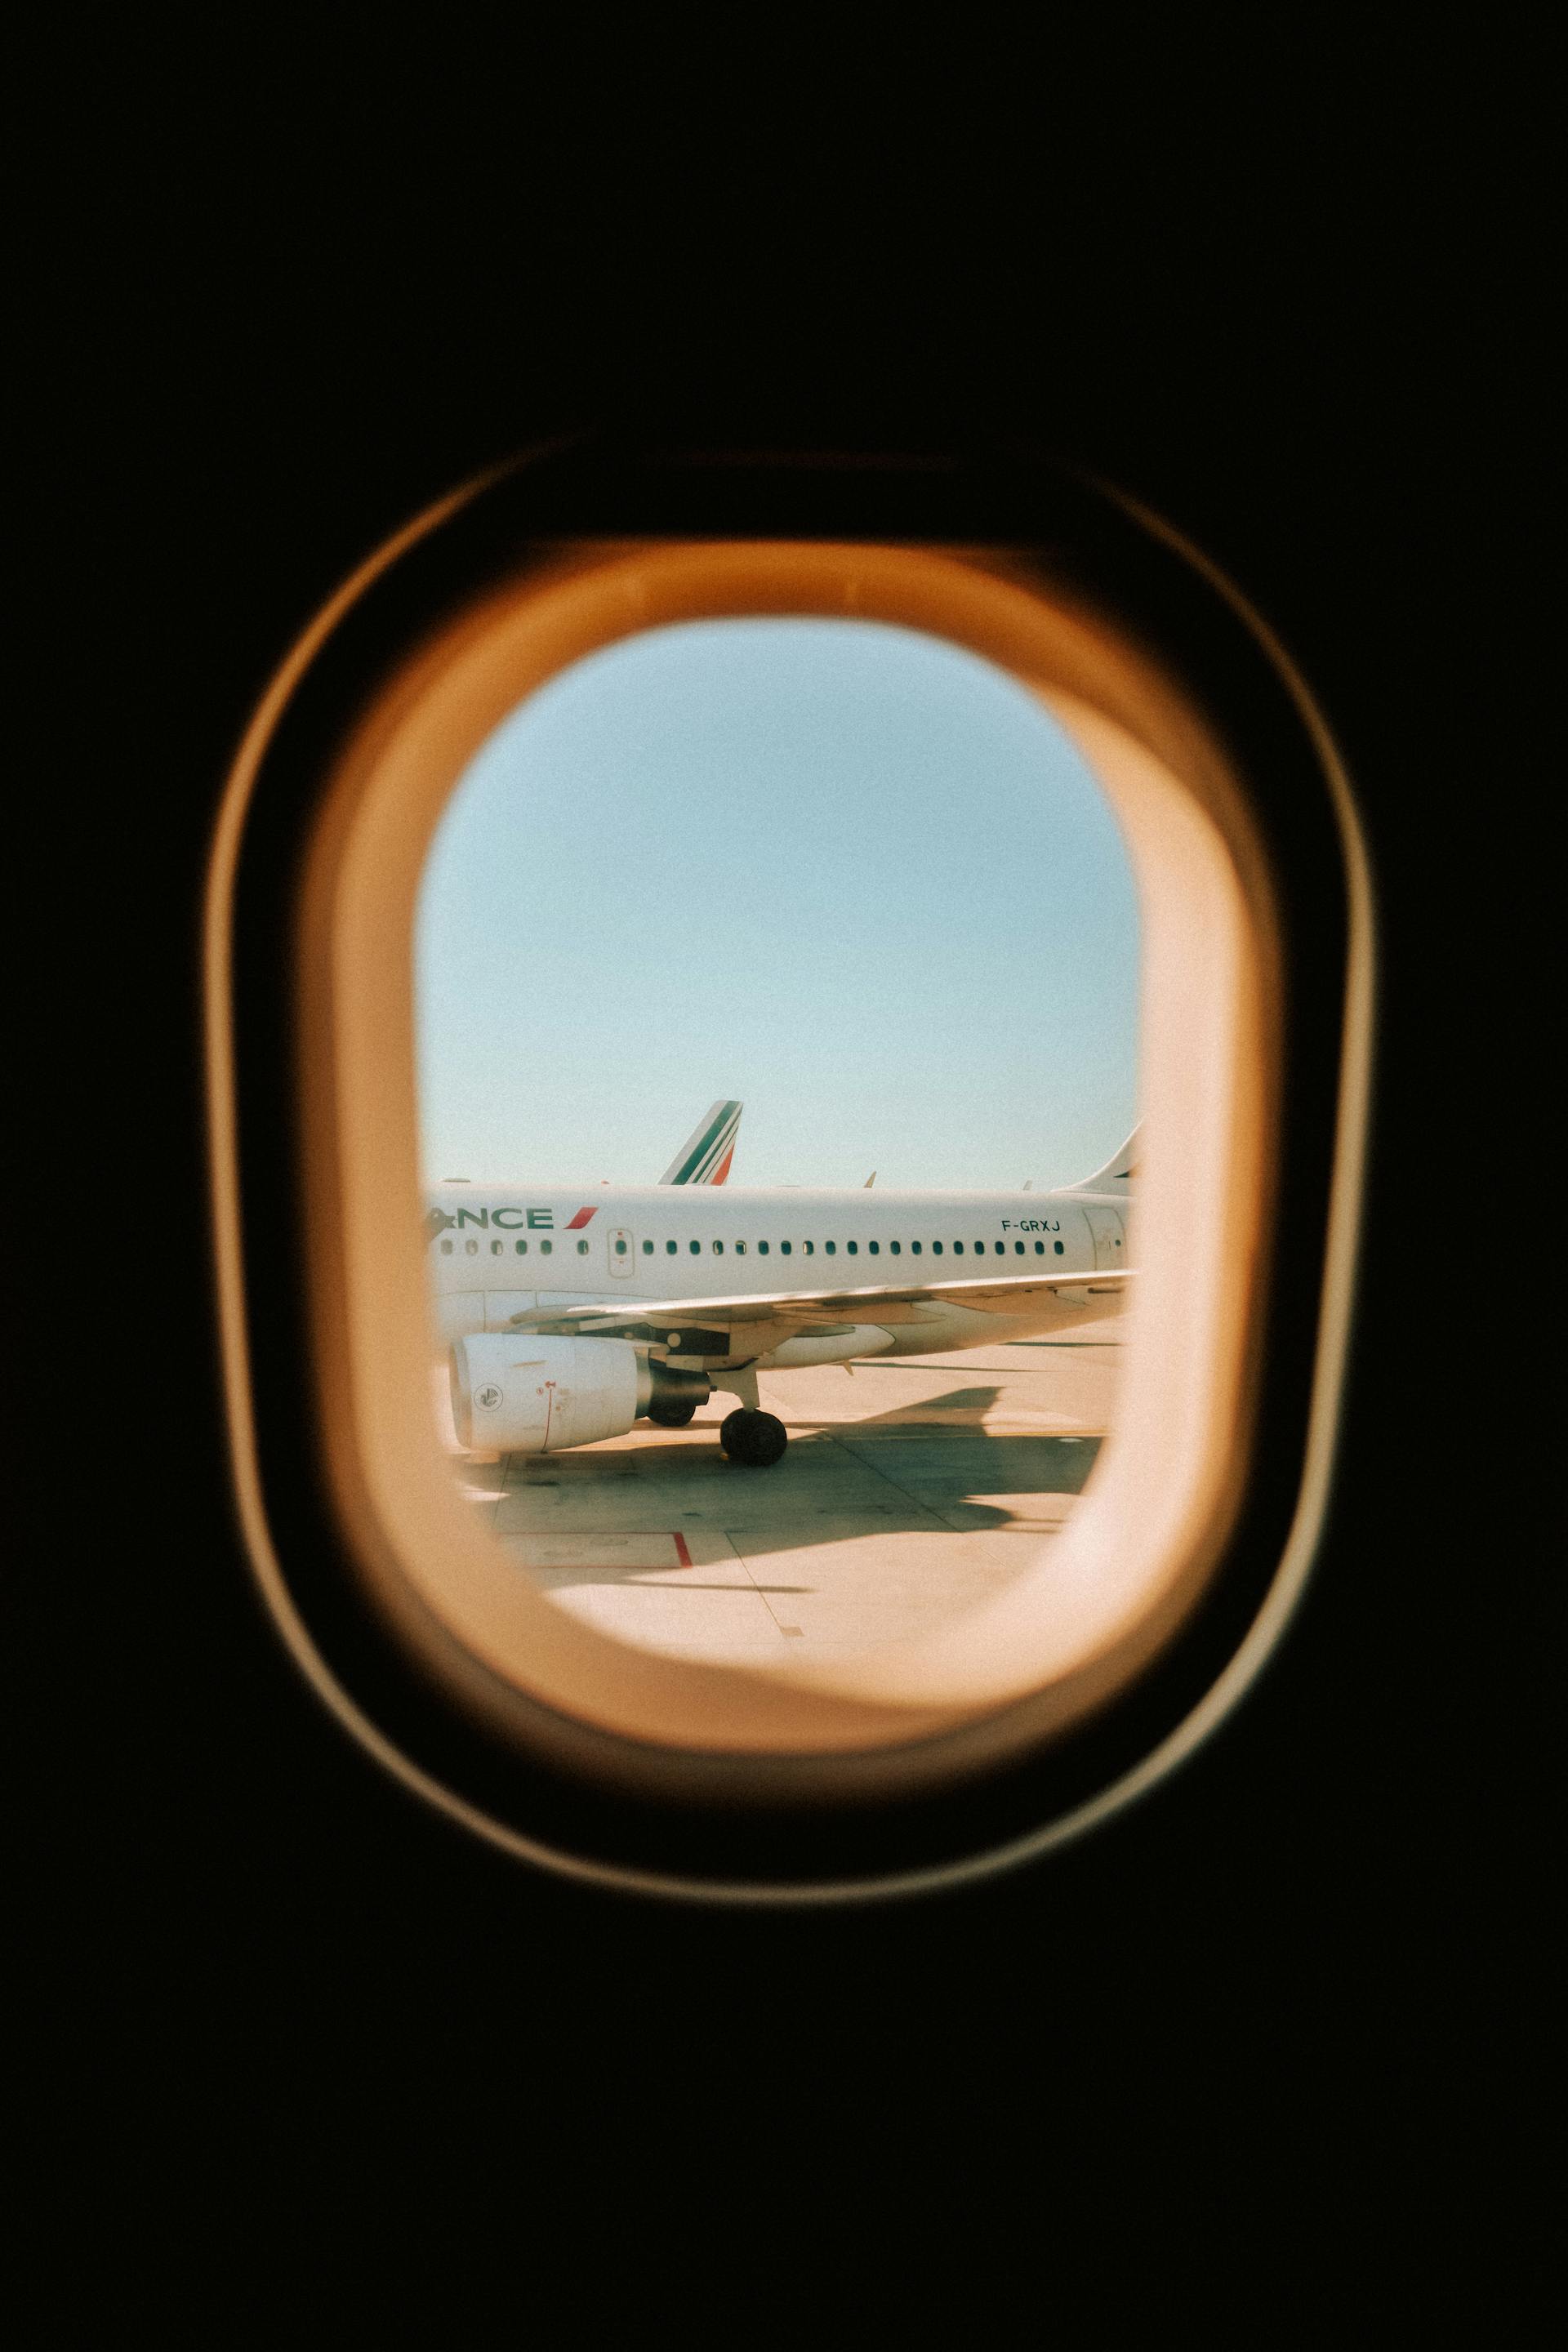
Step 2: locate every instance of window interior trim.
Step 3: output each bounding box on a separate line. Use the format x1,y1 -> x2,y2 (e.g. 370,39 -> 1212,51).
204,457 -> 1373,1896
296,538 -> 1276,1762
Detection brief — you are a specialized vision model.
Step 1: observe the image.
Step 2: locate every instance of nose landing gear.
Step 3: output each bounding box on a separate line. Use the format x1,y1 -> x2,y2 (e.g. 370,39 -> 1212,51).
719,1407 -> 788,1466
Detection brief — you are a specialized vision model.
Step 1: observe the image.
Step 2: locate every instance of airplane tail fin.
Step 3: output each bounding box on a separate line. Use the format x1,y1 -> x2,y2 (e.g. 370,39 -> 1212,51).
1062,1124 -> 1140,1195
659,1100 -> 743,1186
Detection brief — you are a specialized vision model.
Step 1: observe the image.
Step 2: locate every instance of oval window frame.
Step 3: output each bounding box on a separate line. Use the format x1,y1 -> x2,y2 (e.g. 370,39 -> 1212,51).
206,445 -> 1372,1900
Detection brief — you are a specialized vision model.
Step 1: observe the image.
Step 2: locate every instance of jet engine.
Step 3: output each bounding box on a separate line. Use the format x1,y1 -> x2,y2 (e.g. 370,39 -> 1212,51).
449,1334 -> 709,1453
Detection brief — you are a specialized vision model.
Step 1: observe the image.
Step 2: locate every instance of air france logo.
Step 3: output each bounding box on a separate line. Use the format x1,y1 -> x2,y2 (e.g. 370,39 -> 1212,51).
425,1204 -> 599,1241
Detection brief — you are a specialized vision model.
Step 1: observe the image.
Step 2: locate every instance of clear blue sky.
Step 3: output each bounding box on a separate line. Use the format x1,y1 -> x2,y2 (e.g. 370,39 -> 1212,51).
415,618 -> 1139,1192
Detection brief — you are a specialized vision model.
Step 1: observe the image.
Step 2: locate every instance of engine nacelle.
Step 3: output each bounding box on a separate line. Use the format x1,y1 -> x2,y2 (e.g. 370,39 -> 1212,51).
451,1333 -> 648,1453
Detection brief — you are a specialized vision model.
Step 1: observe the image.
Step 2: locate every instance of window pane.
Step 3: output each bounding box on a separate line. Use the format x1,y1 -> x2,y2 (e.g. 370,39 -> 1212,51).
413,608 -> 1140,1677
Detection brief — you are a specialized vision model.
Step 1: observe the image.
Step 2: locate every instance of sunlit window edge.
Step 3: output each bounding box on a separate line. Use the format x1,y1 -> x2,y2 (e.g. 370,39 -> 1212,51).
282,537 -> 1282,1780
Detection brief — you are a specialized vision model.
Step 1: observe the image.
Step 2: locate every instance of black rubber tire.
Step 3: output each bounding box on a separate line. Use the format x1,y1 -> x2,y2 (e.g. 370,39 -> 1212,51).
719,1407 -> 788,1466
646,1400 -> 697,1428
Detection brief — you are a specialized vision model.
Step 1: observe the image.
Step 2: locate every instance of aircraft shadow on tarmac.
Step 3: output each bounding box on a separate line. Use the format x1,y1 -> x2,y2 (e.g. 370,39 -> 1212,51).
462,1385 -> 1110,1588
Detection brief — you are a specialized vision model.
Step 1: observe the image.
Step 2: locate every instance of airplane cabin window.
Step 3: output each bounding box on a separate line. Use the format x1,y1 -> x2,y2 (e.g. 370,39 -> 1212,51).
212,467 -> 1369,1897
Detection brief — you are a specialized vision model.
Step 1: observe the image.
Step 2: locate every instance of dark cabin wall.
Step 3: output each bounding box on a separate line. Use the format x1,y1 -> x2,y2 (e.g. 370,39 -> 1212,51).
9,37 -> 1552,2330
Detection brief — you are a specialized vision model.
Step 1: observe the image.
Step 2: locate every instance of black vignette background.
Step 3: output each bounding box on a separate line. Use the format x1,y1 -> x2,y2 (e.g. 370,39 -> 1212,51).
7,20 -> 1557,2335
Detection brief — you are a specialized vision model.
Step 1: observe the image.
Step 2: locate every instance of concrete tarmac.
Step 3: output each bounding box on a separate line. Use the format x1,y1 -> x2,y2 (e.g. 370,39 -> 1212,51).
443,1326 -> 1122,1661
440,1330 -> 1121,1661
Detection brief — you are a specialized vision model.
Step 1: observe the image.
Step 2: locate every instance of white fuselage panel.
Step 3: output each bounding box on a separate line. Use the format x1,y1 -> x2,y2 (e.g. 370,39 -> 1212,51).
427,1183 -> 1125,1361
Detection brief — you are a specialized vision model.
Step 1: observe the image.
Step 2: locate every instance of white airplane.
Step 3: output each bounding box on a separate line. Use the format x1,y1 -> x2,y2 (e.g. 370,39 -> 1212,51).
433,1107 -> 1136,1466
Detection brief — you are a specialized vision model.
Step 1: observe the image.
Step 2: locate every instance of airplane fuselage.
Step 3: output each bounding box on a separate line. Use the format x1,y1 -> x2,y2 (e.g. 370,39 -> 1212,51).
428,1181 -> 1129,1366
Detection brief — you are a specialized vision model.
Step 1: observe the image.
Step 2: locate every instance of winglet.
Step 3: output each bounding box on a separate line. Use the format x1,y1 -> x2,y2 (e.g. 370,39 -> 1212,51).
863,1171 -> 876,1188
1062,1124 -> 1139,1195
659,1100 -> 743,1186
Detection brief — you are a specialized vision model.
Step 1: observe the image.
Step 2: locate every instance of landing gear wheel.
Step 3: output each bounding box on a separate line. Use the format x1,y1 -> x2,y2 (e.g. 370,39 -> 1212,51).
647,1400 -> 697,1428
719,1407 -> 788,1466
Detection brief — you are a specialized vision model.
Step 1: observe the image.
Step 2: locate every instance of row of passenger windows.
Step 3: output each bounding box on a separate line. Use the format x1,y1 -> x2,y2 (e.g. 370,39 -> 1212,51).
438,1236 -> 586,1257
439,1233 -> 1067,1259
647,1236 -> 1065,1258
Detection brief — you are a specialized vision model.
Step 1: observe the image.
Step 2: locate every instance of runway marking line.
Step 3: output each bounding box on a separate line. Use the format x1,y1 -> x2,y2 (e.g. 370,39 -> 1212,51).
502,1530 -> 726,1577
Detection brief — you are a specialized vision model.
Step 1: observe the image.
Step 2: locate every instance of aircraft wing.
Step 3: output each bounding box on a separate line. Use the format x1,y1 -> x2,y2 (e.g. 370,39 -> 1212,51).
502,1267 -> 1132,1349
